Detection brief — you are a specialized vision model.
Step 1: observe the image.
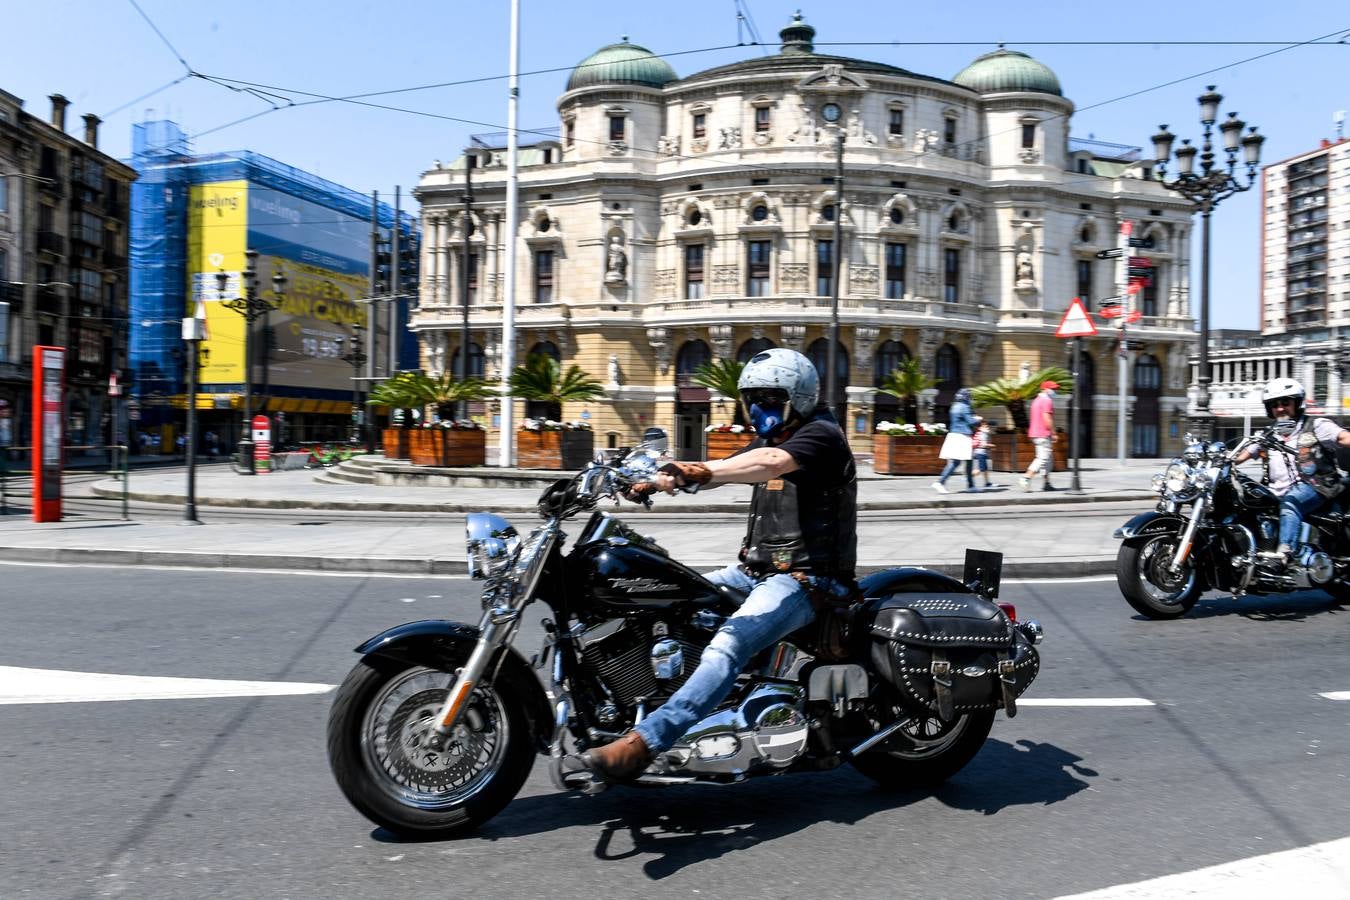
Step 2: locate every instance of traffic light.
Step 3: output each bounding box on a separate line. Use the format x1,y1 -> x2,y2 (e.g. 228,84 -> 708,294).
398,231 -> 420,300
374,237 -> 392,296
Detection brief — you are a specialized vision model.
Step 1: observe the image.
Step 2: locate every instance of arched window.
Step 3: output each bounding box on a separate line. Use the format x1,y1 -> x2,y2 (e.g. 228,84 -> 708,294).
1134,354 -> 1162,391
450,342 -> 485,378
675,340 -> 711,388
807,337 -> 848,412
872,340 -> 912,425
736,337 -> 776,362
528,341 -> 560,362
872,340 -> 910,386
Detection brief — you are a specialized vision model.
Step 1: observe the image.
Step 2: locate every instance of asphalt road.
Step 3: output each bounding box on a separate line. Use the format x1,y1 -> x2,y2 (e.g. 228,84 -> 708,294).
2,563 -> 1348,899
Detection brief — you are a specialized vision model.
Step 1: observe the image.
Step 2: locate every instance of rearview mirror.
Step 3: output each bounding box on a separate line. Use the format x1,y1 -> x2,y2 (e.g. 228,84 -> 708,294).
641,427 -> 668,453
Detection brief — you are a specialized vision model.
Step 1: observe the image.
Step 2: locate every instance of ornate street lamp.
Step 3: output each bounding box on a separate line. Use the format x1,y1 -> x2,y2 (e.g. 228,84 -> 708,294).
335,324 -> 368,446
218,249 -> 287,474
1151,86 -> 1265,436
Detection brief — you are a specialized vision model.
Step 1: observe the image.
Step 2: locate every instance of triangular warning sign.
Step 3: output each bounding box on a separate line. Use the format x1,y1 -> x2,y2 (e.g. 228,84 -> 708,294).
1055,297 -> 1097,338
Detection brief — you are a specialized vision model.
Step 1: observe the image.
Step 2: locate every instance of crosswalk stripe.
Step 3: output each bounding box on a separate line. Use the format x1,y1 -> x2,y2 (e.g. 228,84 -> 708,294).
1054,835 -> 1350,898
1019,698 -> 1155,707
0,666 -> 334,705
1319,691 -> 1350,701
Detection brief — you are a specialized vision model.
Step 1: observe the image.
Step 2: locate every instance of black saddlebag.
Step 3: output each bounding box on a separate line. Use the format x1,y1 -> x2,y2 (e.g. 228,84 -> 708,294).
863,592 -> 1039,719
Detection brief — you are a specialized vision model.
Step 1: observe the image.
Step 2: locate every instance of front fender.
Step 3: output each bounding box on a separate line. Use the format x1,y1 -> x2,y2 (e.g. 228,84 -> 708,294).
1113,511 -> 1186,542
355,620 -> 552,754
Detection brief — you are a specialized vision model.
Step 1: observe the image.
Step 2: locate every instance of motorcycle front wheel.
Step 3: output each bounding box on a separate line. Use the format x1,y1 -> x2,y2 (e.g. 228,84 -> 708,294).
327,658 -> 535,838
850,707 -> 995,789
1116,532 -> 1202,619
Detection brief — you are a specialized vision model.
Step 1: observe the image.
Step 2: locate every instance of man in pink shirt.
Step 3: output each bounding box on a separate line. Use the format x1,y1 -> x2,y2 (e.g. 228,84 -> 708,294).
1020,380 -> 1058,492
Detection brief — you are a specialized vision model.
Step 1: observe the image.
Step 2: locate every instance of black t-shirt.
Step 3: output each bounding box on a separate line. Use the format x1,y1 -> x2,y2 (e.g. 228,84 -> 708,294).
760,406 -> 855,490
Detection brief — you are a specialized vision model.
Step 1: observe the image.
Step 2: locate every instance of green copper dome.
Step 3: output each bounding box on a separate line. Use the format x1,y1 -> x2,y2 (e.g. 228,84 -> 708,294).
953,47 -> 1062,96
566,40 -> 677,92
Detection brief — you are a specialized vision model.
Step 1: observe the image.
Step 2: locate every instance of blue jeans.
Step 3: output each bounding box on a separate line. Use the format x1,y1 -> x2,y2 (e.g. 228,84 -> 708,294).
938,457 -> 973,488
633,564 -> 848,752
1279,481 -> 1329,549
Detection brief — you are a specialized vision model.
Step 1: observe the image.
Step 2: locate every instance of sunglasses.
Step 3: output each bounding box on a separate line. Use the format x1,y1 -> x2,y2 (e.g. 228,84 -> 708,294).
1270,398 -> 1296,407
742,389 -> 788,408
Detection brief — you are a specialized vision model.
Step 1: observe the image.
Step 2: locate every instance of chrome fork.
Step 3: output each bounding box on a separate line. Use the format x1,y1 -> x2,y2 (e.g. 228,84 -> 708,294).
1168,495 -> 1208,573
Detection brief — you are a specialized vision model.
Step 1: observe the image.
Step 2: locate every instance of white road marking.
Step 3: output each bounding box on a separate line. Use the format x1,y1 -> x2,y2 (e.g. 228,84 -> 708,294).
1054,835 -> 1350,899
0,666 -> 334,705
1319,691 -> 1350,701
1005,575 -> 1117,585
0,560 -> 470,579
1019,698 -> 1155,707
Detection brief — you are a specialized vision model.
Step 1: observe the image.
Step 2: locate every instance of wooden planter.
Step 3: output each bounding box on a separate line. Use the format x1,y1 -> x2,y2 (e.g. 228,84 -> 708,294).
989,431 -> 1069,473
516,429 -> 595,470
872,434 -> 946,475
382,428 -> 411,460
706,431 -> 755,459
409,429 -> 486,467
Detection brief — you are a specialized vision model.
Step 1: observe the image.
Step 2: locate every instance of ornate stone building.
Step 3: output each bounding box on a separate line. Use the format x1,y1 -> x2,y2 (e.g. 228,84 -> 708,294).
413,15 -> 1195,459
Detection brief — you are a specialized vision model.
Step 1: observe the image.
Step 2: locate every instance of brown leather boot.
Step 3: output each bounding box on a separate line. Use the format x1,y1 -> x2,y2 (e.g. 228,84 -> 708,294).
580,732 -> 652,783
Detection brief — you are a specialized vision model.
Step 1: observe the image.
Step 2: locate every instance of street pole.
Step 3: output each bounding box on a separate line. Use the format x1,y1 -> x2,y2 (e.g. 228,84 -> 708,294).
221,250 -> 286,475
460,153 -> 473,420
182,312 -> 203,524
827,128 -> 844,419
390,187 -> 401,377
1151,88 -> 1265,440
499,0 -> 521,466
1069,336 -> 1082,493
1116,221 -> 1130,467
366,190 -> 379,451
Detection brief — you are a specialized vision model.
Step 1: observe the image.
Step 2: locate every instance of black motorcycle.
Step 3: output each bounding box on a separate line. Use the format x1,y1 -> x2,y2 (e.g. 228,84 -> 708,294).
1114,427 -> 1350,619
326,434 -> 1044,838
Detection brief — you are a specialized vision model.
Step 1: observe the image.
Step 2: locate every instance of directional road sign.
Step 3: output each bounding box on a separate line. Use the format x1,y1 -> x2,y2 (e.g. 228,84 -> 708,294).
1095,248 -> 1124,260
1128,236 -> 1155,249
1128,256 -> 1153,268
1056,297 -> 1098,338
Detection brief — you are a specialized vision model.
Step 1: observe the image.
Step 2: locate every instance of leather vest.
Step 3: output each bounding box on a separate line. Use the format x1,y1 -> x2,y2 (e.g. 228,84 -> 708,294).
741,421 -> 857,580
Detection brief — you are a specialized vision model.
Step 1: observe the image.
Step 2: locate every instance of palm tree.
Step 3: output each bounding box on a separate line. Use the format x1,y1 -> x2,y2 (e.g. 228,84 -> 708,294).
366,371 -> 427,429
419,372 -> 497,420
970,366 -> 1074,432
508,353 -> 604,422
876,358 -> 939,424
692,359 -> 746,424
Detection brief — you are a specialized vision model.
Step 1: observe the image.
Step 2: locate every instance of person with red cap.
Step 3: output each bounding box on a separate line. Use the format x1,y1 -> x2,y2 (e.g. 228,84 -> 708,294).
1020,380 -> 1059,491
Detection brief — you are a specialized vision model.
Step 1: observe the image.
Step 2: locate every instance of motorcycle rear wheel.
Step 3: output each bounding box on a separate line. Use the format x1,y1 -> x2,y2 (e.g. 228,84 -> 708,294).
850,708 -> 995,789
1116,533 -> 1201,619
327,658 -> 535,838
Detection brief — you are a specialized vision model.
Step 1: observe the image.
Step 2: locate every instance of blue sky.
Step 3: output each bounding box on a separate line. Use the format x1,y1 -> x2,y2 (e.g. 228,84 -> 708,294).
3,0 -> 1347,330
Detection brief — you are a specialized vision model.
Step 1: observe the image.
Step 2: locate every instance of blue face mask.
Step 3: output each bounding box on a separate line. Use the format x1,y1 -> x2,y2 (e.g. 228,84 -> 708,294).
749,401 -> 787,438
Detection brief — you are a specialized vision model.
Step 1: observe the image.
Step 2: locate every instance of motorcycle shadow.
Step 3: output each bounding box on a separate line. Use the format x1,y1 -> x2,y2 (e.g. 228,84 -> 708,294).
1173,592 -> 1346,623
371,738 -> 1095,875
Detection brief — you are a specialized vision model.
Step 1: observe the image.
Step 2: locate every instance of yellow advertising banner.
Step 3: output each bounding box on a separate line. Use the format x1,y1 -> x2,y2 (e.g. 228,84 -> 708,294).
186,180 -> 248,383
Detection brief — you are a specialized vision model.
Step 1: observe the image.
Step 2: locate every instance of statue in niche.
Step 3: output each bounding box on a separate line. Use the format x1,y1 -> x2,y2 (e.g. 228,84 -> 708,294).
605,236 -> 627,285
608,355 -> 622,386
1015,250 -> 1035,286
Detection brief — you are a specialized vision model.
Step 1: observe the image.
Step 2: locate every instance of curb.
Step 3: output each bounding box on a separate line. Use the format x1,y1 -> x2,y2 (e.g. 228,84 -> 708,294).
0,545 -> 1118,579
87,482 -> 1155,514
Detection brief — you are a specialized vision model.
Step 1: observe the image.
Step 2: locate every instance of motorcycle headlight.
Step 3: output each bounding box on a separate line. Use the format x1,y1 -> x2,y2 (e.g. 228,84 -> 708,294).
1151,473 -> 1166,493
1164,462 -> 1191,495
466,512 -> 519,580
1192,470 -> 1212,491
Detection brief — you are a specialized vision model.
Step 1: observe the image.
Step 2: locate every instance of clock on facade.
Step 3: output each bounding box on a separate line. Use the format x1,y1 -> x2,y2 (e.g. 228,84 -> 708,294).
820,102 -> 841,123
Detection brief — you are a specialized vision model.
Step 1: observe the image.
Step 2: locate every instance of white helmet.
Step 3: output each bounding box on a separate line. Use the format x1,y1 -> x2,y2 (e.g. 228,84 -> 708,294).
1261,377 -> 1305,418
738,348 -> 820,423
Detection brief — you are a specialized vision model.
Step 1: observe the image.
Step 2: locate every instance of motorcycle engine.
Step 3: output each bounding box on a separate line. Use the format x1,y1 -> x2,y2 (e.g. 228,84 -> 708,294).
576,618 -> 706,707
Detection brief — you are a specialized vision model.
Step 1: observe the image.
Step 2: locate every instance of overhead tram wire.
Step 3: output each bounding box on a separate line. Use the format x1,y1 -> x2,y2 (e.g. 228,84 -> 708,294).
183,22 -> 1347,193
125,0 -> 192,73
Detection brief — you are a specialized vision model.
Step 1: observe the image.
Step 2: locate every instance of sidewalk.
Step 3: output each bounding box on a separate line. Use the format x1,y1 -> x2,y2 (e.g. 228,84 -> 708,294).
0,456 -> 1163,578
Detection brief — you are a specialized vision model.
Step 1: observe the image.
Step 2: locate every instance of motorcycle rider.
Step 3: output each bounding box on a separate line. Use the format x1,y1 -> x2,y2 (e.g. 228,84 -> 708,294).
578,348 -> 857,783
1232,377 -> 1350,565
